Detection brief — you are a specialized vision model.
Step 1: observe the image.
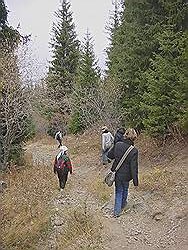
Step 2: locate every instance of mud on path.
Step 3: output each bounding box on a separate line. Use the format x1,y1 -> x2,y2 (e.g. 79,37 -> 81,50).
26,134 -> 188,250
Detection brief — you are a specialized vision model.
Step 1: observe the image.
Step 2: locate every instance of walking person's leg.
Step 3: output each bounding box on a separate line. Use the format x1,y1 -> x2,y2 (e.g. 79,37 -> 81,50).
107,148 -> 111,163
61,172 -> 68,189
121,181 -> 129,209
102,151 -> 107,165
102,148 -> 110,165
57,139 -> 62,148
114,180 -> 124,217
57,169 -> 63,189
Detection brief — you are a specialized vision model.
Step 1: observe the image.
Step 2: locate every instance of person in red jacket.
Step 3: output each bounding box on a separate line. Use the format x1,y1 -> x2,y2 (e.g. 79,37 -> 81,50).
54,146 -> 72,190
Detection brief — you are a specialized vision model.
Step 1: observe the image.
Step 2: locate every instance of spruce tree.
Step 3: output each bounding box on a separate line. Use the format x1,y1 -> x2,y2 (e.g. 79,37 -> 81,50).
69,31 -> 101,133
47,0 -> 79,110
105,0 -> 188,137
107,0 -> 159,129
106,0 -> 174,131
143,0 -> 188,137
0,0 -> 7,26
106,0 -> 123,78
76,31 -> 100,89
0,0 -> 19,50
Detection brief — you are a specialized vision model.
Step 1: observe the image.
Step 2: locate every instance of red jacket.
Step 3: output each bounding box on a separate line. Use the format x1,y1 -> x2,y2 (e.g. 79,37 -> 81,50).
54,154 -> 72,174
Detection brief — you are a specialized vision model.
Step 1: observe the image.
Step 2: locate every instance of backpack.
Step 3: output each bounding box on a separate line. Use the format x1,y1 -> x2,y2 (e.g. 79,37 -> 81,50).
104,133 -> 114,150
56,154 -> 65,169
105,140 -> 113,150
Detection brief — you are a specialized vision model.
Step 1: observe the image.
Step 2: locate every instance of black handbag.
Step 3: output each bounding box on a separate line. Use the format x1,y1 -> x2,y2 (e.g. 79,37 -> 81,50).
104,145 -> 134,187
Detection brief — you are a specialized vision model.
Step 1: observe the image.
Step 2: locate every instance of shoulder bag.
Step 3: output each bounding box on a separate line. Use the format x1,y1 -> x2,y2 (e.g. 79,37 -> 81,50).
104,145 -> 134,187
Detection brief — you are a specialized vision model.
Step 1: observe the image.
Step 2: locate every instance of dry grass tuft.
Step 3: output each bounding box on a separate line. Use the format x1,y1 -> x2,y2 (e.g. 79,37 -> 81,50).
140,167 -> 170,191
87,174 -> 112,203
1,164 -> 57,249
26,134 -> 55,146
139,166 -> 181,194
23,151 -> 33,166
56,205 -> 103,250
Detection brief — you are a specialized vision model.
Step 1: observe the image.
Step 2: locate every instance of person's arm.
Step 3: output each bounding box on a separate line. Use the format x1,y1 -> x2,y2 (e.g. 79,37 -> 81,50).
101,134 -> 105,151
130,150 -> 139,186
60,132 -> 63,139
107,146 -> 115,159
65,156 -> 73,174
110,161 -> 117,172
110,133 -> 114,142
54,157 -> 57,174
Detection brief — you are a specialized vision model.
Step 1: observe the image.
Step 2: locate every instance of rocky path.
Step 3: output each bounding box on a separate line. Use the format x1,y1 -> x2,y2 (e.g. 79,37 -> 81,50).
26,136 -> 188,250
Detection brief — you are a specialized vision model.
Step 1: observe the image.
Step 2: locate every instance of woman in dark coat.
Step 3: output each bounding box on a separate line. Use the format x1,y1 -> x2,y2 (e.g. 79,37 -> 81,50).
108,128 -> 139,217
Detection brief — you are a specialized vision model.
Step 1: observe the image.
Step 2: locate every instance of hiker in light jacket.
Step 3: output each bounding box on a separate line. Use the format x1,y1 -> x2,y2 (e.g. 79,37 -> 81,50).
101,126 -> 114,165
54,146 -> 72,190
108,128 -> 138,217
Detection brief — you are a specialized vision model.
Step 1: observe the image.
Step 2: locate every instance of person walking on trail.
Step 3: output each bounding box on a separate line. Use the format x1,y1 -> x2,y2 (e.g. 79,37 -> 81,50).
54,146 -> 72,190
55,130 -> 63,148
107,128 -> 139,218
101,126 -> 114,165
114,127 -> 126,144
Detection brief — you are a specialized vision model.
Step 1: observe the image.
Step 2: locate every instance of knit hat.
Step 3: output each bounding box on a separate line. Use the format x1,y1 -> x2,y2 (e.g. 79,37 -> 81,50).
117,127 -> 126,135
59,145 -> 68,152
102,126 -> 108,132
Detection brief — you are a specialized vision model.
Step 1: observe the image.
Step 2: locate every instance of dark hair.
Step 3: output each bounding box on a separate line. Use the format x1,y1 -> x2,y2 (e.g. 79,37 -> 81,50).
117,128 -> 126,135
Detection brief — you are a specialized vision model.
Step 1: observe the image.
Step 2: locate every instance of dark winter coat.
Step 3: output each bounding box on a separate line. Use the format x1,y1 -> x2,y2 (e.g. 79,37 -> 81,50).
107,139 -> 138,186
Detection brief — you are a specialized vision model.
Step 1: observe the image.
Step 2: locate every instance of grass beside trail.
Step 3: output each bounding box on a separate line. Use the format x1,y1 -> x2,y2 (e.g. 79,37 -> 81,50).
1,164 -> 57,250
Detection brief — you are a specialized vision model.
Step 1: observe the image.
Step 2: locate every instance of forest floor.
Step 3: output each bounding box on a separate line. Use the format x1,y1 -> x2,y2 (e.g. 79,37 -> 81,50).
1,131 -> 188,250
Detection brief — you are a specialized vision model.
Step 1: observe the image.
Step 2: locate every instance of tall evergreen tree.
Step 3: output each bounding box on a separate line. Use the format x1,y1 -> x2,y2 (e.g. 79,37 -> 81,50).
0,0 -> 7,26
69,31 -> 101,133
47,0 -> 79,107
106,0 -> 163,129
106,0 -> 188,137
76,31 -> 100,89
106,0 -> 123,78
143,0 -> 188,137
0,0 -> 19,49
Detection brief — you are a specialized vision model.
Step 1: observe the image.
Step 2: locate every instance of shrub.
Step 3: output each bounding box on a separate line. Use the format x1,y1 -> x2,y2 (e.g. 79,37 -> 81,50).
68,111 -> 85,134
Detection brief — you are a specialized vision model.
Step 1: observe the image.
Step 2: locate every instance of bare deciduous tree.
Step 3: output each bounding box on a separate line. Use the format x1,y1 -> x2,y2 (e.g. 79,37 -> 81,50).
70,78 -> 124,131
0,45 -> 33,170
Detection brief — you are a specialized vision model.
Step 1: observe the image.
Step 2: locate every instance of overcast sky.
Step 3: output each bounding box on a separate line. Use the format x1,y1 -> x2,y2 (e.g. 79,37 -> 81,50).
5,0 -> 114,78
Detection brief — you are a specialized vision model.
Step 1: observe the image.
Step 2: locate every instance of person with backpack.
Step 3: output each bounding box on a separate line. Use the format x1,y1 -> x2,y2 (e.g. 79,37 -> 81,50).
101,126 -> 114,165
107,128 -> 139,218
54,146 -> 73,190
55,130 -> 63,148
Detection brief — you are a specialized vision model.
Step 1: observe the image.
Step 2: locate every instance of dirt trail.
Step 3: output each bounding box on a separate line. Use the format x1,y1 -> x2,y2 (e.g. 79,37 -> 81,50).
26,135 -> 188,250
